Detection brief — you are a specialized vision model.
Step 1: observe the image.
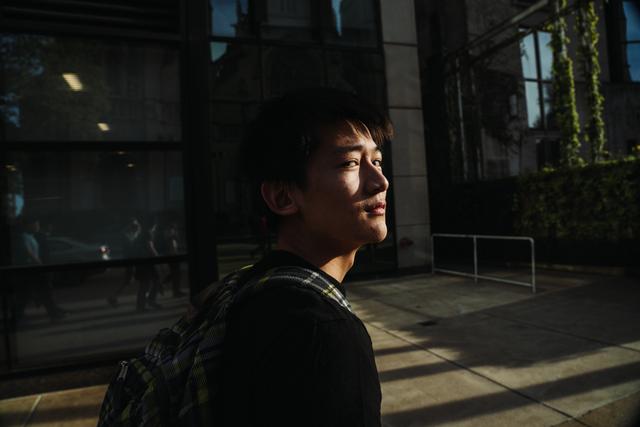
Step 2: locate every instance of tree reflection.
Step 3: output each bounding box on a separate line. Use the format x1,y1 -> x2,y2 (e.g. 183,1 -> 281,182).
1,34 -> 109,141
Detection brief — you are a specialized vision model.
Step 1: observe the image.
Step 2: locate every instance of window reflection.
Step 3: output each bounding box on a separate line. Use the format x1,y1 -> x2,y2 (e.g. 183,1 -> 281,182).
325,0 -> 378,46
0,34 -> 180,142
537,31 -> 552,80
210,42 -> 261,101
520,33 -> 538,79
624,1 -> 640,40
525,81 -> 541,128
262,47 -> 324,98
2,151 -> 186,266
260,0 -> 314,40
542,83 -> 554,128
520,29 -> 552,129
210,103 -> 264,277
626,43 -> 640,81
6,263 -> 188,368
211,0 -> 252,37
327,51 -> 385,107
623,1 -> 640,81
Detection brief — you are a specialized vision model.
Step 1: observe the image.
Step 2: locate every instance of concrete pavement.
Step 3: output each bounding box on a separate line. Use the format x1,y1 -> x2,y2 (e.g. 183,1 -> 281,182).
1,270 -> 639,426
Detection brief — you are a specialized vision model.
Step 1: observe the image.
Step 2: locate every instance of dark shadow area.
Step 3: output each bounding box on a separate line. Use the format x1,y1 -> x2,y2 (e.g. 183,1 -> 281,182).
395,276 -> 640,368
14,336 -> 145,367
378,360 -> 457,383
0,401 -> 102,424
43,311 -> 181,337
374,344 -> 423,358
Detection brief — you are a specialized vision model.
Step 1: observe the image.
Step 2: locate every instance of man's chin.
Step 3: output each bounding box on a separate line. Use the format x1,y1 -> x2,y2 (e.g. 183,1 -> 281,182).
368,225 -> 387,244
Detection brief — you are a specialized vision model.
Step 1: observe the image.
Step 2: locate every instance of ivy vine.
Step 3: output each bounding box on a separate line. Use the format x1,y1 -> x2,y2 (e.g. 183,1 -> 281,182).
514,158 -> 640,241
549,0 -> 583,168
575,0 -> 607,162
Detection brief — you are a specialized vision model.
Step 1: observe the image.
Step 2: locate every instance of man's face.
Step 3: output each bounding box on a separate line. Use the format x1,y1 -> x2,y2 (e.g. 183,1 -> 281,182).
292,123 -> 389,252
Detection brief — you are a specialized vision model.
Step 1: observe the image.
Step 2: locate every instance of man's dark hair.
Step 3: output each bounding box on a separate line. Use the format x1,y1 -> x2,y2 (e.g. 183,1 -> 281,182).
241,87 -> 393,228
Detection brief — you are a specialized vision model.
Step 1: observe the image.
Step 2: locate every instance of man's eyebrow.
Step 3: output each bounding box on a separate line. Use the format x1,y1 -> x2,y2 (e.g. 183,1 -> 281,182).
332,144 -> 382,154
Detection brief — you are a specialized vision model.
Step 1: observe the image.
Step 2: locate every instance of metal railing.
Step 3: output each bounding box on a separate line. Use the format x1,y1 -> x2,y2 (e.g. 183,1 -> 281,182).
431,233 -> 536,293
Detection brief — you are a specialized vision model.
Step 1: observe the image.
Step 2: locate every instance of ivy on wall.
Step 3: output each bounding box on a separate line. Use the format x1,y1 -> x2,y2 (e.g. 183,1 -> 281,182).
513,159 -> 640,241
549,0 -> 583,168
575,0 -> 607,162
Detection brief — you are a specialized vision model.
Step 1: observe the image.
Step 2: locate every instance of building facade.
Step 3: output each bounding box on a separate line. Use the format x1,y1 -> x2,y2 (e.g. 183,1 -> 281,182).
416,0 -> 640,187
0,0 -> 430,374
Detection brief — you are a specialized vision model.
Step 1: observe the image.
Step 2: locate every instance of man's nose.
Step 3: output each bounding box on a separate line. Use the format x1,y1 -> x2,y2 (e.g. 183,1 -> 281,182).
364,162 -> 389,194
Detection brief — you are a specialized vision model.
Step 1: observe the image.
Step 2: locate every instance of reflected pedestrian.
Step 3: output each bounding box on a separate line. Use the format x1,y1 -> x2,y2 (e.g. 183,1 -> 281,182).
13,216 -> 66,323
134,220 -> 160,311
157,221 -> 185,298
107,217 -> 141,307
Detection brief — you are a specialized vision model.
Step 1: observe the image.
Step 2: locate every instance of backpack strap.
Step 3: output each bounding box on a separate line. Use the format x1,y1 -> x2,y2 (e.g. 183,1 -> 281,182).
190,264 -> 254,312
236,265 -> 352,313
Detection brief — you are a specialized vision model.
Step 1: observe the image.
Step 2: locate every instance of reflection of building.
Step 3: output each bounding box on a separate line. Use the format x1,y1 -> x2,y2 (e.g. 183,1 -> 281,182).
0,0 -> 429,379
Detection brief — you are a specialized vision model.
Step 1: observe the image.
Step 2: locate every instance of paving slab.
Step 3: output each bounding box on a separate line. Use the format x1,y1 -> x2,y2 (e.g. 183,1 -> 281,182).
490,278 -> 640,352
368,325 -> 570,427
0,394 -> 39,427
396,315 -> 640,418
0,385 -> 106,427
349,271 -> 640,425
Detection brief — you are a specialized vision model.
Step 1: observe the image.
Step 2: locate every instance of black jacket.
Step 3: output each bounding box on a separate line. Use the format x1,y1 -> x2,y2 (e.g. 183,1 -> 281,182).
220,250 -> 382,426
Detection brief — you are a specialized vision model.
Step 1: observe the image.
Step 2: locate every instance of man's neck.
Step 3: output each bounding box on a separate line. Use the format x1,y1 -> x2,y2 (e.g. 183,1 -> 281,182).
275,228 -> 358,283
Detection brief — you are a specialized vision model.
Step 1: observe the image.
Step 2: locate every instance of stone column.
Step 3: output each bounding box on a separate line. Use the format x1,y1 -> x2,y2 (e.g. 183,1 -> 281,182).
380,0 -> 431,268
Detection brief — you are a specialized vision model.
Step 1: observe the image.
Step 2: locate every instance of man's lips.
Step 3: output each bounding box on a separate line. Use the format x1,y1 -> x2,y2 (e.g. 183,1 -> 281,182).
364,202 -> 386,215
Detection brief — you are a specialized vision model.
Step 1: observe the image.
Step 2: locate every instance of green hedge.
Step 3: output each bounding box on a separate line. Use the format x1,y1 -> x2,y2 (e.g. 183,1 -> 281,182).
513,159 -> 640,241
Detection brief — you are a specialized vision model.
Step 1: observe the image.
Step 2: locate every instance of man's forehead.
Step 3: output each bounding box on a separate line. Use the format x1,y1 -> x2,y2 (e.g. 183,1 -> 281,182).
318,123 -> 380,153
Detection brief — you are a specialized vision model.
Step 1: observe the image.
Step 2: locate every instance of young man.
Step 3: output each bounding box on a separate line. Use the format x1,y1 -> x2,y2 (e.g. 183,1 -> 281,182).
219,88 -> 393,425
98,88 -> 392,426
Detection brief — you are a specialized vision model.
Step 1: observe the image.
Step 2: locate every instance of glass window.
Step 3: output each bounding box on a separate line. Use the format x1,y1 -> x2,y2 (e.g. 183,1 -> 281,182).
211,0 -> 253,37
259,0 -> 315,41
6,262 -> 189,368
625,43 -> 640,81
0,34 -> 181,142
537,31 -> 553,80
324,0 -> 378,47
542,83 -> 554,128
210,103 -> 264,277
211,102 -> 259,144
262,47 -> 324,98
1,151 -> 186,266
326,51 -> 385,107
525,81 -> 542,128
520,29 -> 553,129
622,1 -> 640,81
210,42 -> 262,101
520,33 -> 538,79
624,1 -> 640,40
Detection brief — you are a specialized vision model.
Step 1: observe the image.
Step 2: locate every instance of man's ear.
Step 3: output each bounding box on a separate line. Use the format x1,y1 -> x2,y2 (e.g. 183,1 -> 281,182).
261,181 -> 300,217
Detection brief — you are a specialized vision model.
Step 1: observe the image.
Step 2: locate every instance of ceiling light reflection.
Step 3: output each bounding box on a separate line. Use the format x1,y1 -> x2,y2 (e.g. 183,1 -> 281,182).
98,122 -> 110,132
62,73 -> 83,91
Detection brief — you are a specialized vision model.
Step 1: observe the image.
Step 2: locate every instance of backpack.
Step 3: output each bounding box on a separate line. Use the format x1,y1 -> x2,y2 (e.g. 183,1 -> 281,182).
97,265 -> 351,426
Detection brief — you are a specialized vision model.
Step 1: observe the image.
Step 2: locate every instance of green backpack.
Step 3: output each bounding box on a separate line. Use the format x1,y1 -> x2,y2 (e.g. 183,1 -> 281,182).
97,265 -> 351,426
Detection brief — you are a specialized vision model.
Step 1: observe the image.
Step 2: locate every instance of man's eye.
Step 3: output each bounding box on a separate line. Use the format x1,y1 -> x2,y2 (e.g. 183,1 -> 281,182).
373,159 -> 383,167
342,160 -> 359,167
